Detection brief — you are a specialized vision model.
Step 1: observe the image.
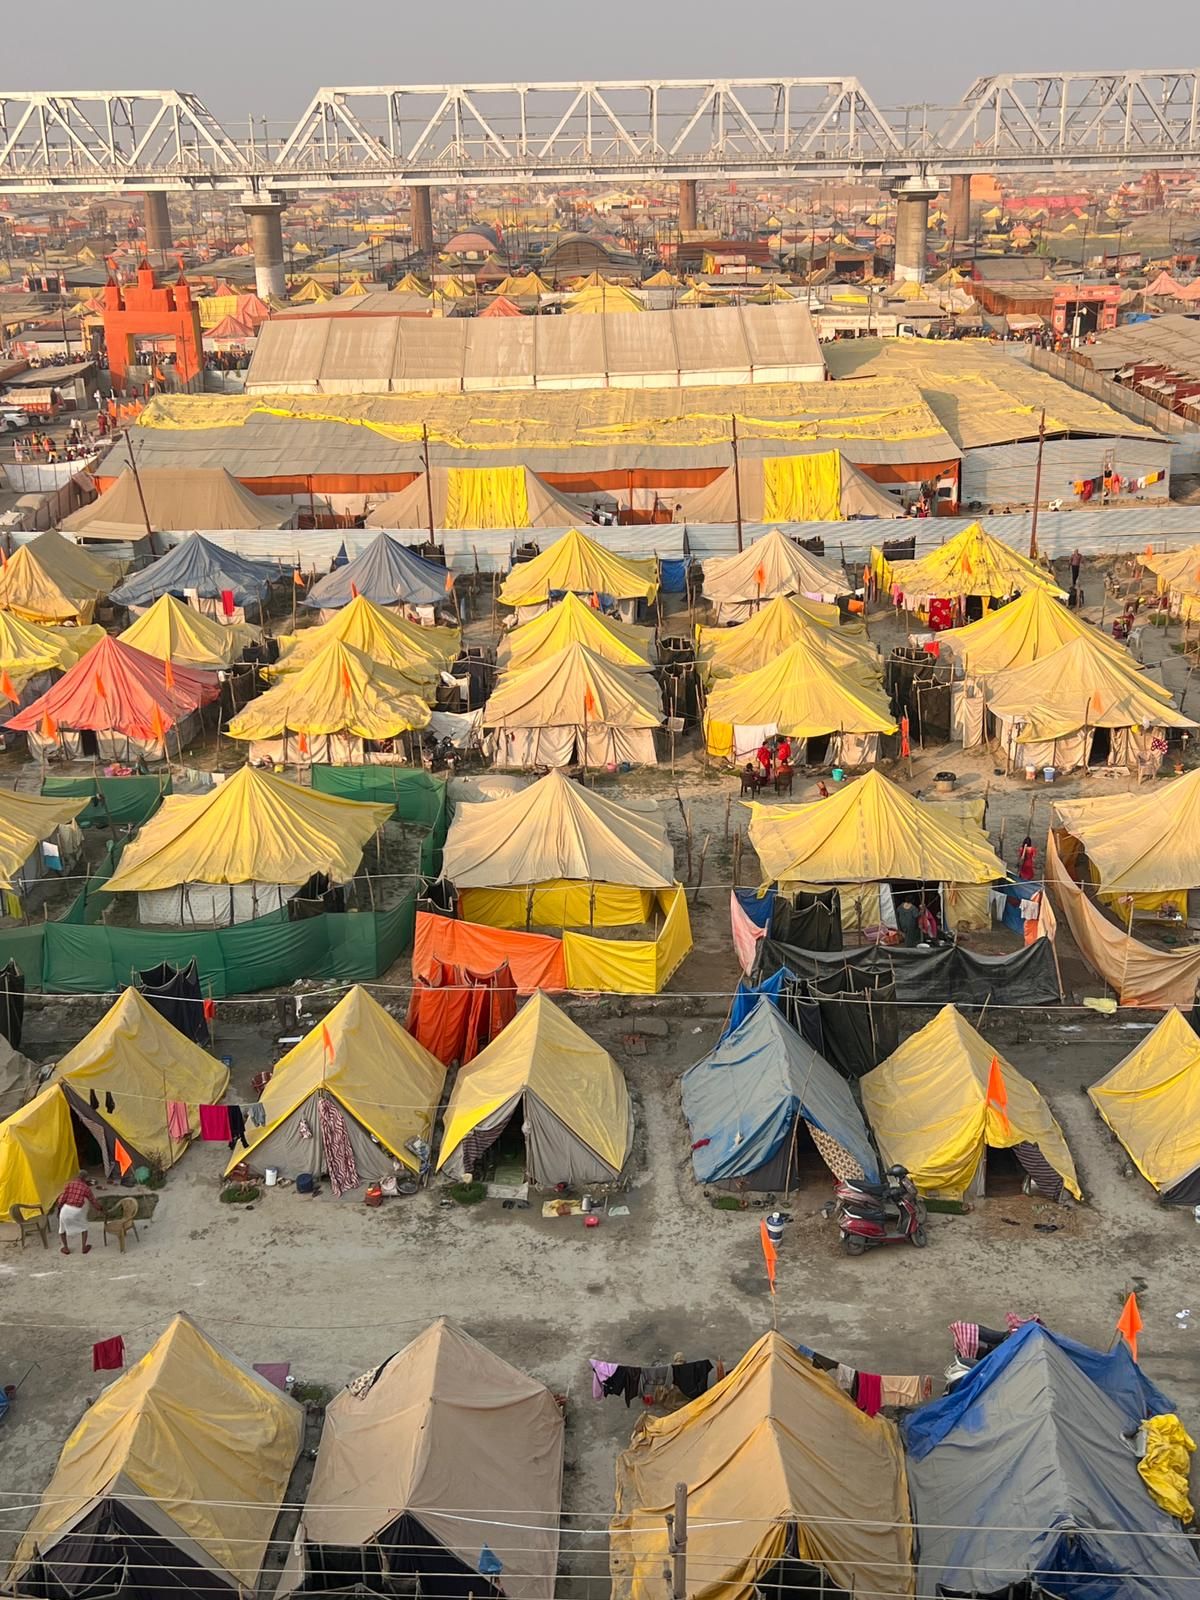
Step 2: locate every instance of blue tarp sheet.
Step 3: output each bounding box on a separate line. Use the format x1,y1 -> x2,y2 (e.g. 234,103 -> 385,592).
110,533 -> 276,607
304,532 -> 449,611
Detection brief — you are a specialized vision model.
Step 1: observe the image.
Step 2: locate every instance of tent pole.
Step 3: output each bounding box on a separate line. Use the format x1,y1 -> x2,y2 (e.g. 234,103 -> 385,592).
731,414 -> 744,553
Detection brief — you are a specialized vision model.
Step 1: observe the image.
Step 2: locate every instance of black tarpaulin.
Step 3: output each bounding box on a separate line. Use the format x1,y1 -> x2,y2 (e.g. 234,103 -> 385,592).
768,890 -> 843,953
757,937 -> 1061,1008
138,959 -> 211,1046
0,960 -> 25,1049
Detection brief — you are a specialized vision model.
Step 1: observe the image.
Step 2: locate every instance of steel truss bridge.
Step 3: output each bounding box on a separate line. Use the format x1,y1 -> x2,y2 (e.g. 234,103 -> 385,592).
0,71 -> 1198,196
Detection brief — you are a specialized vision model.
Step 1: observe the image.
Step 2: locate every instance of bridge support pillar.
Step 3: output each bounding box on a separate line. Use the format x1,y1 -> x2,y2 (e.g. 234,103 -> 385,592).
678,179 -> 698,233
947,174 -> 971,245
890,177 -> 939,283
410,187 -> 434,256
143,191 -> 173,258
242,199 -> 287,300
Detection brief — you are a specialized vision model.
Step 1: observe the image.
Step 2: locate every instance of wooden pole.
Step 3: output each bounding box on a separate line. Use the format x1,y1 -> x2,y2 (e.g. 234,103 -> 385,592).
125,432 -> 157,555
1028,407 -> 1046,561
421,422 -> 436,545
731,414 -> 744,553
667,1483 -> 688,1600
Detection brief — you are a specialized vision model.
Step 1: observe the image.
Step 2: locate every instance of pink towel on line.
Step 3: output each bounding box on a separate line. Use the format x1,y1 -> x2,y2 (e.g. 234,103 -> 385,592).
166,1101 -> 190,1142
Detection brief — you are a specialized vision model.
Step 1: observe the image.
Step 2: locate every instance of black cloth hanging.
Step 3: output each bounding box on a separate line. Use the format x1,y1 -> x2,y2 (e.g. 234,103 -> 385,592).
602,1366 -> 642,1407
89,1089 -> 99,1110
671,1360 -> 713,1400
226,1104 -> 248,1150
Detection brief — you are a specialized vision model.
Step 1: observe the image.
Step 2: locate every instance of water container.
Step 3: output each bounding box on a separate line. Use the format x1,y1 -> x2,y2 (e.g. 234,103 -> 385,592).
264,1167 -> 279,1187
1043,767 -> 1056,784
765,1211 -> 786,1246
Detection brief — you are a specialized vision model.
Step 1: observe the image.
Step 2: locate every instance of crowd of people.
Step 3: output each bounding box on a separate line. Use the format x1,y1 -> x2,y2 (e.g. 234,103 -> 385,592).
9,414 -> 107,464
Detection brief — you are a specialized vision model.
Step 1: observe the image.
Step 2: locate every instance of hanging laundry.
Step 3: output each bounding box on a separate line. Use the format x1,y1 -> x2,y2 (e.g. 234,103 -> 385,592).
88,1089 -> 99,1111
602,1366 -> 642,1407
671,1360 -> 713,1400
880,1374 -> 934,1407
104,1092 -> 116,1115
298,1117 -> 313,1140
226,1104 -> 248,1151
318,1095 -> 360,1197
166,1101 -> 190,1142
590,1360 -> 619,1400
198,1103 -> 231,1142
92,1336 -> 125,1371
247,1101 -> 266,1127
856,1372 -> 883,1416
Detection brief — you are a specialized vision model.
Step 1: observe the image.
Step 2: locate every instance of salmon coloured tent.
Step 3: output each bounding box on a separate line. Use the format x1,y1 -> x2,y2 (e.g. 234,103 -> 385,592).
497,528 -> 657,621
860,1004 -> 1081,1201
696,593 -> 873,684
497,592 -> 655,673
366,466 -> 582,531
1088,1008 -> 1200,1204
118,592 -> 256,668
483,641 -> 663,768
702,528 -> 849,622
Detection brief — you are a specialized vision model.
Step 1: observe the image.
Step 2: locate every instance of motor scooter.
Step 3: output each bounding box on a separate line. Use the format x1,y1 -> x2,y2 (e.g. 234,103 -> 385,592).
834,1166 -> 928,1254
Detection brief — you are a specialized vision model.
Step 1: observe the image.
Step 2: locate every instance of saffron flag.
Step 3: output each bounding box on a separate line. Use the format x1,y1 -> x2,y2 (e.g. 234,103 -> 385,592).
113,1139 -> 133,1177
150,703 -> 166,744
297,730 -> 309,756
40,710 -> 58,742
759,1218 -> 777,1294
445,569 -> 455,593
986,1054 -> 1009,1133
583,687 -> 598,718
163,658 -> 175,690
94,673 -> 107,699
1117,1291 -> 1144,1362
0,670 -> 17,704
754,563 -> 766,589
322,1022 -> 335,1061
340,662 -> 353,697
293,568 -> 305,588
350,581 -> 359,599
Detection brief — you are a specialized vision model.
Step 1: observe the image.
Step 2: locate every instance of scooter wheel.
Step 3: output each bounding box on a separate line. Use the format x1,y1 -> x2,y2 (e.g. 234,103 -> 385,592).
911,1225 -> 929,1248
841,1234 -> 868,1256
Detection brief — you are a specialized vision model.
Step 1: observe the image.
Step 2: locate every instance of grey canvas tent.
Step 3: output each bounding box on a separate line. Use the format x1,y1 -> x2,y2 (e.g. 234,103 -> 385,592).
304,532 -> 451,614
109,532 -> 277,614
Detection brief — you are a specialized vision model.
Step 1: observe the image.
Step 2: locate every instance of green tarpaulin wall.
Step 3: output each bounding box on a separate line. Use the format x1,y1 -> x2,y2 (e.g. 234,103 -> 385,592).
310,766 -> 449,876
41,774 -> 173,829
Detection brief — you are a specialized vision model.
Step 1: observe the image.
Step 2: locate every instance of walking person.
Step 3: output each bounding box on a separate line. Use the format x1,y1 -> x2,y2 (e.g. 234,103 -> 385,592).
1070,547 -> 1082,592
1017,835 -> 1037,881
56,1171 -> 99,1256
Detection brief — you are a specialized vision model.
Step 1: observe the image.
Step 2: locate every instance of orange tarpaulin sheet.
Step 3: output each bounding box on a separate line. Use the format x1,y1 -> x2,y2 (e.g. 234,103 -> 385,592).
405,957 -> 517,1064
412,912 -> 565,993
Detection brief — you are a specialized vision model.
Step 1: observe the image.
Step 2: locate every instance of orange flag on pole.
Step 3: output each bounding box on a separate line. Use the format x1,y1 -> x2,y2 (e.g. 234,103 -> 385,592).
0,669 -> 17,704
297,730 -> 309,756
322,1022 -> 335,1061
350,581 -> 359,599
40,710 -> 58,742
149,703 -> 166,744
163,658 -> 175,690
1116,1291 -> 1143,1362
94,673 -> 107,700
754,562 -> 766,589
583,686 -> 597,718
341,661 -> 353,697
986,1054 -> 1009,1133
444,569 -> 455,593
759,1219 -> 778,1295
113,1139 -> 133,1177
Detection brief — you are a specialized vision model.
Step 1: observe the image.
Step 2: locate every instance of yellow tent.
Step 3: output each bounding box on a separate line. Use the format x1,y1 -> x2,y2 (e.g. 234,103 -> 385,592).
0,541 -> 111,624
1088,1008 -> 1200,1202
496,592 -> 655,673
438,992 -> 633,1185
119,592 -> 256,668
290,277 -> 333,303
696,594 -> 877,684
436,274 -> 470,298
888,278 -> 928,301
883,524 -> 1064,604
274,593 -> 458,679
984,635 -> 1193,745
484,642 -> 663,767
228,985 -> 445,1181
704,637 -> 896,758
610,1330 -> 913,1600
1053,767 -> 1200,893
565,283 -> 644,314
860,1004 -> 1081,1201
390,271 -> 429,295
490,271 -> 549,297
227,637 -> 431,748
748,768 -> 1004,887
0,610 -> 101,687
104,765 -> 395,894
52,988 -> 229,1168
0,1084 -> 78,1215
498,529 -> 658,609
643,268 -> 680,288
0,788 -> 88,887
702,528 -> 848,619
937,586 -> 1151,677
1141,544 -> 1200,597
11,1314 -> 304,1593
337,278 -> 369,297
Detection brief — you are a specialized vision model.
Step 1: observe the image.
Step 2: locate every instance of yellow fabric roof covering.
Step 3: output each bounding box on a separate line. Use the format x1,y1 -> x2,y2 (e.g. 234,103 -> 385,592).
643,269 -> 680,287
11,1314 -> 304,1588
703,528 -> 847,606
491,271 -> 549,297
610,1330 -> 913,1600
227,637 -> 431,741
484,642 -> 663,731
290,277 -> 332,303
0,611 -> 100,685
705,638 -> 896,747
0,1083 -> 77,1215
565,283 -> 644,314
390,272 -> 429,295
497,592 -> 655,673
105,765 -> 395,893
498,529 -> 658,608
861,1004 -> 1081,1201
748,768 -> 1004,886
52,988 -> 229,1167
1052,766 -> 1200,893
936,586 -> 1148,676
227,985 -> 445,1177
1088,1008 -> 1200,1197
0,788 -> 89,887
438,992 -> 633,1175
443,767 -> 673,889
119,592 -> 256,668
696,594 -> 877,683
1142,544 -> 1200,595
985,635 -> 1194,740
274,592 -> 458,679
337,279 -> 369,297
888,523 -> 1064,603
0,535 -> 115,624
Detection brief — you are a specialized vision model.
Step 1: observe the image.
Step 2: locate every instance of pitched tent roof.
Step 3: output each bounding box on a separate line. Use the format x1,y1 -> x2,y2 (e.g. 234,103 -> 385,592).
366,466 -> 583,530
442,768 -> 673,889
304,532 -> 451,611
104,765 -> 395,893
0,788 -> 89,886
565,282 -> 644,313
0,539 -> 111,623
610,1330 -> 913,1600
278,1318 -> 563,1600
478,293 -> 523,318
61,468 -> 291,536
274,592 -> 457,679
109,532 -> 276,609
748,768 -> 1005,886
438,992 -> 633,1186
696,594 -> 876,683
7,634 -> 219,736
23,531 -> 118,593
483,643 -> 663,731
682,1000 -> 879,1185
682,451 -> 900,523
0,1083 -> 78,1215
1052,766 -> 1200,892
227,985 -> 445,1180
984,635 -> 1193,740
118,591 -> 256,668
226,638 -> 431,742
902,1323 -> 1196,1600
887,522 -> 1065,603
52,987 -> 229,1168
705,638 -> 896,750
860,1004 -> 1081,1200
204,313 -> 255,340
0,610 -> 101,685
702,528 -> 848,606
936,586 -> 1151,676
10,1314 -> 304,1594
1141,542 -> 1200,594
497,528 -> 657,607
1088,1007 -> 1200,1203
497,592 -> 655,672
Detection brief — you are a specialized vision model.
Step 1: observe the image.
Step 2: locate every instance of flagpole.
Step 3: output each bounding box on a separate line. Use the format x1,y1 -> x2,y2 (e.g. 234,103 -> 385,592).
1028,407 -> 1046,561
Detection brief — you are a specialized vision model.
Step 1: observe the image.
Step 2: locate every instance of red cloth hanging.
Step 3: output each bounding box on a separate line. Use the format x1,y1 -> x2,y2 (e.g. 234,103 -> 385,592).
92,1336 -> 125,1371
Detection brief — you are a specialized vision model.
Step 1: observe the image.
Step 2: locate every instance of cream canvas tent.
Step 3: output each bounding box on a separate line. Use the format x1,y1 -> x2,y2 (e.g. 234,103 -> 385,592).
231,986 -> 445,1193
1088,1008 -> 1200,1205
366,466 -> 583,530
9,1314 -> 304,1598
702,529 -> 849,622
438,992 -> 633,1187
0,788 -> 88,891
483,642 -> 663,768
119,592 -> 256,668
497,528 -> 658,623
496,592 -> 655,672
279,1319 -> 564,1600
696,593 -> 873,684
610,1331 -> 913,1600
104,765 -> 395,925
937,587 -> 1141,677
61,468 -> 293,536
680,450 -> 900,524
273,592 -> 458,680
860,1004 -> 1081,1202
1053,768 -> 1200,901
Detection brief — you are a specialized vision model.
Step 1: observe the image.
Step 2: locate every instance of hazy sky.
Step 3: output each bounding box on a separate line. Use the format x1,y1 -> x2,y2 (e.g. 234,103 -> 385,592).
9,1 -> 1183,127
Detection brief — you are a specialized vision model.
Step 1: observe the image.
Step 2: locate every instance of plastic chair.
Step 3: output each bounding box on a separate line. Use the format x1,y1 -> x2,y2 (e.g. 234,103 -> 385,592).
9,1204 -> 49,1250
103,1198 -> 140,1253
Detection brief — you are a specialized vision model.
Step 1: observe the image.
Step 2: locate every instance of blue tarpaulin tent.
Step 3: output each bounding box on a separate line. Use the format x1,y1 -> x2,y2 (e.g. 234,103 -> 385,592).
682,999 -> 878,1189
110,534 -> 276,609
304,533 -> 450,612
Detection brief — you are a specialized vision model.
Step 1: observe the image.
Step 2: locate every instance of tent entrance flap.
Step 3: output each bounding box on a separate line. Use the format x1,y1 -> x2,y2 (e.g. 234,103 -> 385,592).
299,1510 -> 503,1600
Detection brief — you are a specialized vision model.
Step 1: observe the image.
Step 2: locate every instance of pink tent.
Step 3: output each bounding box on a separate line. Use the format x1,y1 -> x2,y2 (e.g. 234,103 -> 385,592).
205,314 -> 254,341
1144,270 -> 1185,296
478,295 -> 523,318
